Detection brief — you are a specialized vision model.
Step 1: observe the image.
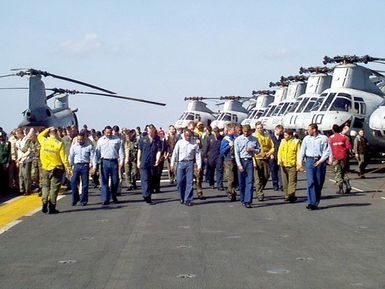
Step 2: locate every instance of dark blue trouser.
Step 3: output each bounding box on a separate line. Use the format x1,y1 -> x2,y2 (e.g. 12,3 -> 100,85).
208,156 -> 224,188
140,166 -> 155,198
238,159 -> 254,204
177,161 -> 194,202
269,159 -> 282,189
71,163 -> 89,204
305,159 -> 326,206
101,159 -> 119,202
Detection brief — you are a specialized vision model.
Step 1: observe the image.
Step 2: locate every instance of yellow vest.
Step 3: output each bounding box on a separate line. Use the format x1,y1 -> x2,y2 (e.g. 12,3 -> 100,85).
38,129 -> 71,171
254,132 -> 274,160
277,138 -> 301,167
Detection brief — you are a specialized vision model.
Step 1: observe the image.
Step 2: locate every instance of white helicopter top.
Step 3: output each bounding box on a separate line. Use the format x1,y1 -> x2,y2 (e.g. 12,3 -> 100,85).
174,97 -> 217,129
257,85 -> 288,129
241,90 -> 275,129
308,55 -> 385,149
281,67 -> 333,132
210,96 -> 249,129
259,76 -> 307,132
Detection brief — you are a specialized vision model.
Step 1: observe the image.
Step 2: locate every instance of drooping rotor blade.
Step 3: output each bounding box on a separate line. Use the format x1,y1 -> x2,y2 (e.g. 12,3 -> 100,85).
0,73 -> 17,78
46,88 -> 166,106
26,69 -> 116,94
0,87 -> 28,90
77,91 -> 166,106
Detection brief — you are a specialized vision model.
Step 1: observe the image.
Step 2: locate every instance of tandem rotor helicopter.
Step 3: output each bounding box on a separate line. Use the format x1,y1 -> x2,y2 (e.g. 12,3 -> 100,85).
0,68 -> 166,128
241,90 -> 275,129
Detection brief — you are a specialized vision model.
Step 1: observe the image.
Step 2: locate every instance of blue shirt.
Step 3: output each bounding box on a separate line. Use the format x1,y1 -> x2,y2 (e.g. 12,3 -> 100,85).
138,135 -> 162,168
69,142 -> 94,166
298,133 -> 331,164
234,134 -> 260,167
220,134 -> 236,161
170,138 -> 202,169
93,135 -> 124,167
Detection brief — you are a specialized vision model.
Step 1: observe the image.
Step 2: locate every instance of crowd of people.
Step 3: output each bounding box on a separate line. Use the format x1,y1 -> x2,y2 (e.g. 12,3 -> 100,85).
0,120 -> 370,213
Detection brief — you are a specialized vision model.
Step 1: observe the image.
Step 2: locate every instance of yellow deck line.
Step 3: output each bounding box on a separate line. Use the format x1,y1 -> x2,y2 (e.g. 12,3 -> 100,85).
0,189 -> 66,231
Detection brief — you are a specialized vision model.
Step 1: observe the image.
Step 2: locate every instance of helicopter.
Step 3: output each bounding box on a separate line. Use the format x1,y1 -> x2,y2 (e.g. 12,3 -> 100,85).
174,97 -> 217,129
305,55 -> 385,149
281,66 -> 333,135
258,76 -> 306,132
241,90 -> 275,129
368,75 -> 385,138
210,96 -> 250,129
0,68 -> 166,129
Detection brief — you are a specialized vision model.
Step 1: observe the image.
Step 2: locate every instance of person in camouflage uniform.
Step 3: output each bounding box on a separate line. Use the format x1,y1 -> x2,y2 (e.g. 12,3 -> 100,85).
124,129 -> 139,190
30,132 -> 42,194
0,131 -> 11,193
220,123 -> 238,202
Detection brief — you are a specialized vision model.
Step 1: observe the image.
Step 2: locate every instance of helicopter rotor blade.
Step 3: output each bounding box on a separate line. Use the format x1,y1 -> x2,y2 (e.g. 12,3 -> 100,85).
77,92 -> 166,106
0,73 -> 17,78
28,69 -> 116,94
46,88 -> 166,106
0,87 -> 28,90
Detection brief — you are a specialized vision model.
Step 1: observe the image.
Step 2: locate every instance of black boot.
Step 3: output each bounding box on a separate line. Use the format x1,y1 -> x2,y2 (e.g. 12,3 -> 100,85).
48,202 -> 59,214
336,184 -> 344,194
345,180 -> 351,194
42,202 -> 48,213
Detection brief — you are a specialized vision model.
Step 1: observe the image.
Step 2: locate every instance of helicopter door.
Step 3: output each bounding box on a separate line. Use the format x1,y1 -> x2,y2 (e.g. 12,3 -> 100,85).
195,114 -> 201,121
232,115 -> 238,123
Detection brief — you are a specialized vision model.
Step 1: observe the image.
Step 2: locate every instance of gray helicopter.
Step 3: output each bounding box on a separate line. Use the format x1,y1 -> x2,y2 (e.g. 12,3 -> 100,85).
307,55 -> 385,149
241,90 -> 275,129
259,76 -> 306,132
0,69 -> 166,128
281,66 -> 333,134
210,96 -> 250,129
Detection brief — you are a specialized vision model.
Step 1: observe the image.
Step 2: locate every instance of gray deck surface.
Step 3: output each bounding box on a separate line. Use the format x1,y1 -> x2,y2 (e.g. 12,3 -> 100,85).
0,164 -> 385,289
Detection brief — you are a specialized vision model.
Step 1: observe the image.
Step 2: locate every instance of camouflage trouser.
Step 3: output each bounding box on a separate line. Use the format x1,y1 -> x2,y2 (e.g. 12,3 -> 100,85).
254,159 -> 270,198
41,169 -> 64,205
333,159 -> 349,186
19,162 -> 32,194
281,166 -> 297,198
31,158 -> 42,186
224,160 -> 237,196
194,163 -> 203,196
125,161 -> 138,187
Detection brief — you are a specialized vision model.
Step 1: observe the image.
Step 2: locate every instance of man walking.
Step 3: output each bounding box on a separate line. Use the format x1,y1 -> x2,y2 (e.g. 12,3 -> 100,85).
234,125 -> 260,208
124,129 -> 139,190
329,124 -> 352,194
270,124 -> 284,191
170,129 -> 202,206
298,123 -> 332,210
220,123 -> 238,201
254,122 -> 274,201
69,132 -> 94,206
0,131 -> 10,193
353,128 -> 368,178
38,127 -> 72,214
203,127 -> 224,191
277,129 -> 300,202
137,124 -> 162,204
93,126 -> 124,205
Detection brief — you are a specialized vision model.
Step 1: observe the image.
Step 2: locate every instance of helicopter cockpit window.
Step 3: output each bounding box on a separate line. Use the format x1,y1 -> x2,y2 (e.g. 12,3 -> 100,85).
266,105 -> 277,117
329,97 -> 352,112
179,112 -> 186,119
337,93 -> 352,99
185,113 -> 195,120
278,103 -> 290,116
288,99 -> 301,113
256,111 -> 263,119
271,104 -> 283,116
220,113 -> 232,122
320,93 -> 336,111
297,98 -> 310,113
310,95 -> 326,112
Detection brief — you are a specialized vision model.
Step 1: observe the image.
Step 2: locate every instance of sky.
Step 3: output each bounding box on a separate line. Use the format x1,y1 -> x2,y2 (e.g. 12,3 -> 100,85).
1,0 -> 385,133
